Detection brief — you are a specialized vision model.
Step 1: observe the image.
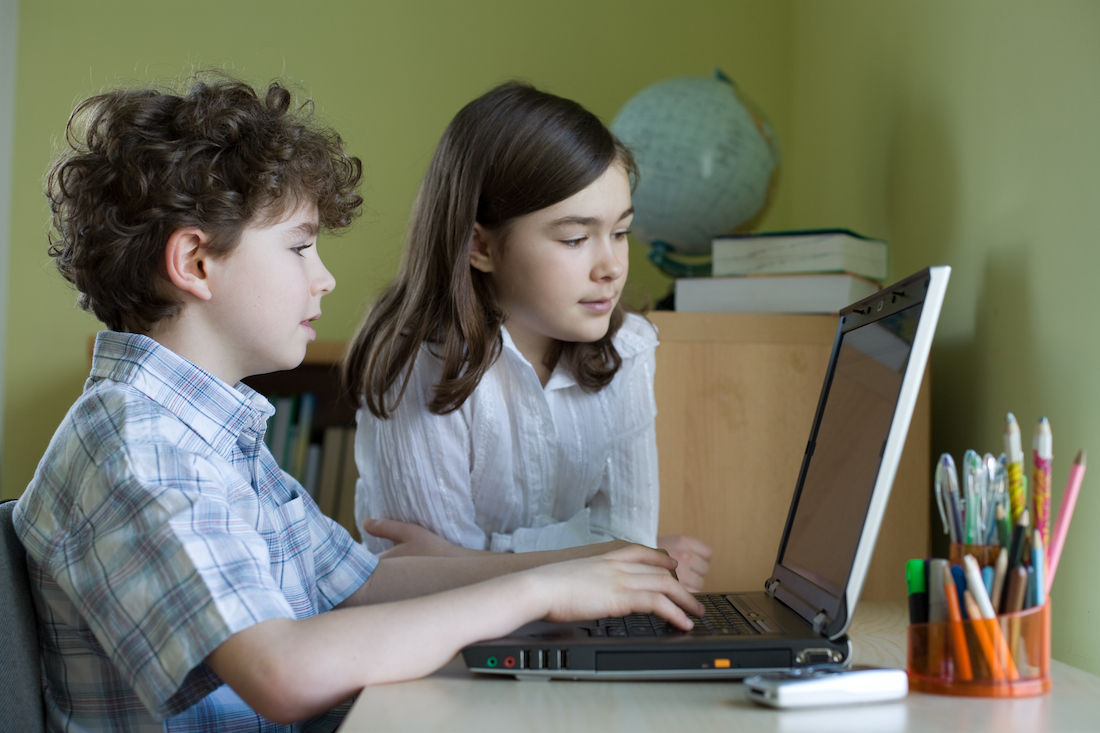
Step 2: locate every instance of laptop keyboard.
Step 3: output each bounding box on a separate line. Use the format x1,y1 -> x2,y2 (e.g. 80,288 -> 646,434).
590,594 -> 761,637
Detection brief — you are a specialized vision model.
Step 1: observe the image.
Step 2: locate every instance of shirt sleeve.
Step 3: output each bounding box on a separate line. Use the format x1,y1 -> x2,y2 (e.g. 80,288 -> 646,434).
34,443 -> 300,719
354,352 -> 490,553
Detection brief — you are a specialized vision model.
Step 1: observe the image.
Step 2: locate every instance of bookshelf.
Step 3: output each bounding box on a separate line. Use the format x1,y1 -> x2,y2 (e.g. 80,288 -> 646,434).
242,341 -> 360,539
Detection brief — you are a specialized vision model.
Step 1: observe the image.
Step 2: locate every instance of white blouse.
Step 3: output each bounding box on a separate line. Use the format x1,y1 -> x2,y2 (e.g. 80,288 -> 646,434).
353,313 -> 660,554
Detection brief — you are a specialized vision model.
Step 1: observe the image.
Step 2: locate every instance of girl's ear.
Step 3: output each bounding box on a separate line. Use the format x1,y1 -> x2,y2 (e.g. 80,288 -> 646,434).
164,227 -> 214,301
469,223 -> 495,274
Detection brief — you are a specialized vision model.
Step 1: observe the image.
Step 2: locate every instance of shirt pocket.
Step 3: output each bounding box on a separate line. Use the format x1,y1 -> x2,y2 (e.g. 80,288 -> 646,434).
266,493 -> 317,617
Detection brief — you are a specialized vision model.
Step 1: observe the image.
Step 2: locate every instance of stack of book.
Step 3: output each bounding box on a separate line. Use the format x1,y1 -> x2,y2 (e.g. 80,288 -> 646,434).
265,392 -> 360,538
674,229 -> 887,314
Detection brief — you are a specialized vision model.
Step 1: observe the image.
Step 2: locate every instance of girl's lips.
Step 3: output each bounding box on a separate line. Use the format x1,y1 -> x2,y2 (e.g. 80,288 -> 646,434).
581,298 -> 614,313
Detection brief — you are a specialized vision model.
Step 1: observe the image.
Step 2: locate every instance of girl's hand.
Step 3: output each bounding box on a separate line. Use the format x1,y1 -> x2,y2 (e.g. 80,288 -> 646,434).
656,535 -> 713,592
363,518 -> 481,558
530,544 -> 705,630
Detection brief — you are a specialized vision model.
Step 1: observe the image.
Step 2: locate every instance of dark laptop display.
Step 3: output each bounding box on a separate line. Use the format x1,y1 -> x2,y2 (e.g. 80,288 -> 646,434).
464,267 -> 950,679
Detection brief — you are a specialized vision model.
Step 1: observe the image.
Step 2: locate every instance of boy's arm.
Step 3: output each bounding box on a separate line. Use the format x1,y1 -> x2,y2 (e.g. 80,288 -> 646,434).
337,533 -> 638,606
206,545 -> 703,724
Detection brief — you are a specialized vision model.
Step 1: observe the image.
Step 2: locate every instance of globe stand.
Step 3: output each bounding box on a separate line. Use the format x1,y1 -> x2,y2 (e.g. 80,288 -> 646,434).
647,241 -> 712,279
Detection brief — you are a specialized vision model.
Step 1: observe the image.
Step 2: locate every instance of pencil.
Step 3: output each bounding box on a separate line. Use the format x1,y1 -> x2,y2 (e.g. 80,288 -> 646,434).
1004,413 -> 1027,523
964,591 -> 1005,681
1047,449 -> 1086,593
943,566 -> 973,681
1032,418 -> 1053,559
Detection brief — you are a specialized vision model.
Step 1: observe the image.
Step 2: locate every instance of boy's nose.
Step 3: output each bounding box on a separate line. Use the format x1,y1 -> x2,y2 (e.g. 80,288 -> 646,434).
313,259 -> 336,295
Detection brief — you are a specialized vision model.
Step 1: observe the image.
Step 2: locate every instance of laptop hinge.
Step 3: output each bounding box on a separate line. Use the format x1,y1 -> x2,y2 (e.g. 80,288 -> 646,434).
771,580 -> 835,634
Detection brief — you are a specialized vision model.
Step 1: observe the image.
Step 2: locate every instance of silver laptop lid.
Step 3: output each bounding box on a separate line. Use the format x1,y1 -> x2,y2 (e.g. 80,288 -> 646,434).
765,266 -> 950,640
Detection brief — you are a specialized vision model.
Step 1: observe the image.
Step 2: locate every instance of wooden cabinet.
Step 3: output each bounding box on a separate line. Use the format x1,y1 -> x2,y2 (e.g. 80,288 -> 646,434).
649,312 -> 930,601
250,313 -> 930,601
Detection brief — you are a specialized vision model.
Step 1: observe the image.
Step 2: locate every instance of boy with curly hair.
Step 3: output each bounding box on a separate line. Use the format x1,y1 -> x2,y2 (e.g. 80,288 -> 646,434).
12,74 -> 701,732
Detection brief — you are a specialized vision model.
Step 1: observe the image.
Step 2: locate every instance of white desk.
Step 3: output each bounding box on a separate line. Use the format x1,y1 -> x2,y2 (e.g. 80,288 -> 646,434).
337,602 -> 1100,732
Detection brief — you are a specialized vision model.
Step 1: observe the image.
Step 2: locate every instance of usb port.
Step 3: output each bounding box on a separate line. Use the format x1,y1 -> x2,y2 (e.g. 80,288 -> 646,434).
520,649 -> 531,669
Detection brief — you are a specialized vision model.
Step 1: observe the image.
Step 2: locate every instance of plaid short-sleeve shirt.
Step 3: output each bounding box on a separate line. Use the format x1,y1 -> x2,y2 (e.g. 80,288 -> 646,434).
14,331 -> 377,732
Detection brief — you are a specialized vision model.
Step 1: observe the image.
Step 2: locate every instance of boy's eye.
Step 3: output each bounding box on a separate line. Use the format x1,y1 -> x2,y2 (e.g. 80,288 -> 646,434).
292,243 -> 314,256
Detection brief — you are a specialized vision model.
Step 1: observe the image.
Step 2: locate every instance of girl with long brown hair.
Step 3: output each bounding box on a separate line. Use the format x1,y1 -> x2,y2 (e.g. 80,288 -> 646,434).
343,82 -> 711,589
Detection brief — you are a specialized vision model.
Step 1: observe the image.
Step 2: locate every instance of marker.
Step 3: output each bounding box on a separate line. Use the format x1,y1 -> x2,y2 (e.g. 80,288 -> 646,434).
1031,530 -> 1046,608
1047,450 -> 1086,593
1032,418 -> 1053,557
942,565 -> 973,681
928,559 -> 949,623
907,559 -> 929,624
962,555 -> 996,619
1025,566 -> 1037,609
1004,413 -> 1026,523
990,547 -> 1009,614
982,565 -> 994,597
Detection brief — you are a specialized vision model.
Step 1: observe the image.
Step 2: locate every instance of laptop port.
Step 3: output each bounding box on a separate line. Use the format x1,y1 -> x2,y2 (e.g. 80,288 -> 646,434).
795,648 -> 843,665
520,650 -> 530,669
503,655 -> 517,668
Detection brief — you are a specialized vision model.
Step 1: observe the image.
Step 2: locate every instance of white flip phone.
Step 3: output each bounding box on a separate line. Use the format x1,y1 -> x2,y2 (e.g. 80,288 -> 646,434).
743,667 -> 908,709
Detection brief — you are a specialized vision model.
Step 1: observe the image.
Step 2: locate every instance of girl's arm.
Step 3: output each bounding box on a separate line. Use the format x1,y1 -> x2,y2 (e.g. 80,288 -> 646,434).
205,545 -> 702,723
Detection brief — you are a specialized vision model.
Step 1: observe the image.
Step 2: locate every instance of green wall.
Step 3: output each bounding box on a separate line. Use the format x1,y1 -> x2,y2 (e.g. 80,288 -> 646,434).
6,0 -> 1099,679
787,1 -> 1100,675
2,0 -> 793,494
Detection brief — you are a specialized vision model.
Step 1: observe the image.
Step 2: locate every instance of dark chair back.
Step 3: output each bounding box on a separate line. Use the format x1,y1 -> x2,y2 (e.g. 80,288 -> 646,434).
0,500 -> 45,729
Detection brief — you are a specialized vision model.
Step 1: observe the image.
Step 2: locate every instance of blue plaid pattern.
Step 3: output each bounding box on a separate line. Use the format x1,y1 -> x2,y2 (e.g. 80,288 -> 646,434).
14,331 -> 377,732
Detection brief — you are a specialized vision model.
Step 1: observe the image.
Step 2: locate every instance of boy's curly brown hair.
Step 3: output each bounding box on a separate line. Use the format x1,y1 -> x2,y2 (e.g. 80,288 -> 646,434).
46,72 -> 363,333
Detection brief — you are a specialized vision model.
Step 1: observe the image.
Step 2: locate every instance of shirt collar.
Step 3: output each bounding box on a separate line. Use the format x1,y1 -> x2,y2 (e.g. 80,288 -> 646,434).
88,331 -> 275,455
499,326 -> 578,391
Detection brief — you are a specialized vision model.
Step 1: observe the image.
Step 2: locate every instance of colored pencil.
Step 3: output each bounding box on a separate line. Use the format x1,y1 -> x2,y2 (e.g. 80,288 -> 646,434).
1047,450 -> 1086,593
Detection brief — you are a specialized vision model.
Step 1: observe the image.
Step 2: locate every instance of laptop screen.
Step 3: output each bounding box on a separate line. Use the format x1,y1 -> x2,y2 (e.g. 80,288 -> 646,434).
777,302 -> 923,598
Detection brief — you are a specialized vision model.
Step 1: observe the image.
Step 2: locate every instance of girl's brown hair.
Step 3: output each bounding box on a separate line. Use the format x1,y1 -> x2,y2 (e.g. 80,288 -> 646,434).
343,81 -> 636,418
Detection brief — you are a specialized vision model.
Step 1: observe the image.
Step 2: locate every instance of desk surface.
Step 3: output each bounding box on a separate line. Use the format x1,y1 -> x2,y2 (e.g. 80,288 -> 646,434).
338,602 -> 1100,733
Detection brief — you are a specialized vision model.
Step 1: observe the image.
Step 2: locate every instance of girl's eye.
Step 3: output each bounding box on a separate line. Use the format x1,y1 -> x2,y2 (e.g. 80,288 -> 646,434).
613,229 -> 632,240
563,236 -> 587,248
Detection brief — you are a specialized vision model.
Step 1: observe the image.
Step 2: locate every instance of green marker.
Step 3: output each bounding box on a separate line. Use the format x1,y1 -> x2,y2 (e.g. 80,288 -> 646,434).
906,559 -> 929,624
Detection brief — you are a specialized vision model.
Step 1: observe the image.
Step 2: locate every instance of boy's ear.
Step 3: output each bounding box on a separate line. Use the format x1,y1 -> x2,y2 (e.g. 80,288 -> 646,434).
469,223 -> 495,274
164,227 -> 214,301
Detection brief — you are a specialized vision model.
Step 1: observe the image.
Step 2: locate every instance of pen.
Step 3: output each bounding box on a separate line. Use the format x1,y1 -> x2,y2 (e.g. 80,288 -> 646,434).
935,454 -> 961,543
982,565 -> 994,597
963,450 -> 984,544
942,565 -> 973,681
907,559 -> 929,624
1047,449 -> 1086,593
1032,418 -> 1053,557
963,591 -> 1006,681
1025,566 -> 1037,609
1004,413 -> 1026,523
1031,530 -> 1046,608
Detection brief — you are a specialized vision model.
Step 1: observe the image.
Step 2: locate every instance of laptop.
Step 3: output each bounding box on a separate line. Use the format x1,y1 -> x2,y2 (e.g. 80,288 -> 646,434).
463,266 -> 950,680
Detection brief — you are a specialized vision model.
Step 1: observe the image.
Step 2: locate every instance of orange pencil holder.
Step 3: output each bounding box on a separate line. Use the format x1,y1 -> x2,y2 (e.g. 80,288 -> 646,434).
907,600 -> 1051,697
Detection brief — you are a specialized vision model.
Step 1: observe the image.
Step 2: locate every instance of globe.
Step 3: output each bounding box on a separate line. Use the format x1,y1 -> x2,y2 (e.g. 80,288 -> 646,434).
610,70 -> 780,277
